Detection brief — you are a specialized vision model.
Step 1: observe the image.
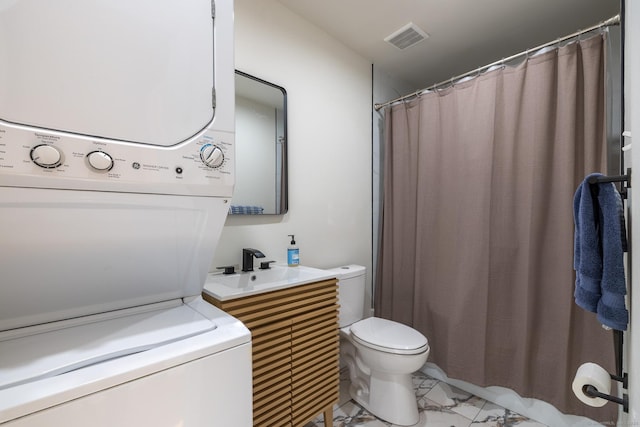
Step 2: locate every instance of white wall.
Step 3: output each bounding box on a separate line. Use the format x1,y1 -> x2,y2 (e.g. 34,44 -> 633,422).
211,0 -> 372,292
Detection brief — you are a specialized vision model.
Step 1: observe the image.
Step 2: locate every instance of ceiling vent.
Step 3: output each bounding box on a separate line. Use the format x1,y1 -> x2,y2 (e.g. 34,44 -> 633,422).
384,22 -> 429,50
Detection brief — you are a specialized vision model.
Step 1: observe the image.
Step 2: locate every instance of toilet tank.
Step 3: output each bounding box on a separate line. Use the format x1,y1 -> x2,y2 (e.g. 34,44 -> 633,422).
328,265 -> 366,328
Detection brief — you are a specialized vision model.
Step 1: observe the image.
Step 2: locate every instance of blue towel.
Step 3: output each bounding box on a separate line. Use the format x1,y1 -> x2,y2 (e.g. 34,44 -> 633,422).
573,173 -> 628,330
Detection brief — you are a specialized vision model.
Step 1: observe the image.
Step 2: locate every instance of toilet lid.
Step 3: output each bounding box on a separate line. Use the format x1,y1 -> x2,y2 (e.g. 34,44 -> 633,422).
350,317 -> 429,355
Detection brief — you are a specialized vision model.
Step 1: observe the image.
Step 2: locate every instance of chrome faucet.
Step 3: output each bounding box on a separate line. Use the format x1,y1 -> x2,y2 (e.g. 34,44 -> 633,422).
242,248 -> 265,272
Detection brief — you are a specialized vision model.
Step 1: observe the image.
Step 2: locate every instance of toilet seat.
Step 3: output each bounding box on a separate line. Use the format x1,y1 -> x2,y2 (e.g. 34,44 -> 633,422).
350,317 -> 429,355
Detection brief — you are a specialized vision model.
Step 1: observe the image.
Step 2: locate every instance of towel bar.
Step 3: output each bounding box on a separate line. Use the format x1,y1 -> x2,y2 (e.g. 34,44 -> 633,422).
613,330 -> 624,379
586,170 -> 631,384
587,168 -> 632,198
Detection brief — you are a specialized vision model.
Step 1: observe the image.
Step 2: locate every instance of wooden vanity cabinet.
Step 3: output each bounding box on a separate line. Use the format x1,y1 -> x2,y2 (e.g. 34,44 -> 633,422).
203,279 -> 339,427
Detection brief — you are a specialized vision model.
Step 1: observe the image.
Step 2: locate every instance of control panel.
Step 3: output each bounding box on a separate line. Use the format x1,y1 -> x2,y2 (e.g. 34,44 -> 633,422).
0,122 -> 234,197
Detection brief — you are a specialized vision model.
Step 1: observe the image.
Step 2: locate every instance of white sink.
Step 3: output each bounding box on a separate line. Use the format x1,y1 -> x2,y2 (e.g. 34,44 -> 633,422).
203,264 -> 337,301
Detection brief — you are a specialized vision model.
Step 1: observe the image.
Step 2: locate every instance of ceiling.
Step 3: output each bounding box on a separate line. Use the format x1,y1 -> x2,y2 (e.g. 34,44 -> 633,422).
277,0 -> 620,89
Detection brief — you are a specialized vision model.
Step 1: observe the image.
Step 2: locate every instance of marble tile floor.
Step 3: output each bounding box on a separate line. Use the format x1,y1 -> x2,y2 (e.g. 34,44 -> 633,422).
305,370 -> 548,427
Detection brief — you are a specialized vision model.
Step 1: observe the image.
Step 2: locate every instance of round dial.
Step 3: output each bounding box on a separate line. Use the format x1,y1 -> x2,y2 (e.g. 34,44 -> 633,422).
86,151 -> 114,171
30,144 -> 62,168
200,144 -> 225,168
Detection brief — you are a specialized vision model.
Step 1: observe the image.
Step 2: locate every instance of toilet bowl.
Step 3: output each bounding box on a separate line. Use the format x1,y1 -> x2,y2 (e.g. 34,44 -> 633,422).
328,265 -> 430,426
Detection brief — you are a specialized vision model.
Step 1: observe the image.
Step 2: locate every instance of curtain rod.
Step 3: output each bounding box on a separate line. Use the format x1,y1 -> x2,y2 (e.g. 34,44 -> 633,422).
374,14 -> 620,111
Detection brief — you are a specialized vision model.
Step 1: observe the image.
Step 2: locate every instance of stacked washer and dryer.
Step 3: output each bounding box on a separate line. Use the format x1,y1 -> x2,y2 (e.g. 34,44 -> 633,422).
0,1 -> 251,426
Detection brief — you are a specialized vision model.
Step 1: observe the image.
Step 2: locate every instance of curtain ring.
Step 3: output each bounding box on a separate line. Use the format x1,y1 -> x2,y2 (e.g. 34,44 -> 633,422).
500,58 -> 505,70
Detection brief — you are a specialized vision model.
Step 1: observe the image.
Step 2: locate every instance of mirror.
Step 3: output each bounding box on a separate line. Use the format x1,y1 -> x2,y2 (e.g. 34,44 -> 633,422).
231,70 -> 287,215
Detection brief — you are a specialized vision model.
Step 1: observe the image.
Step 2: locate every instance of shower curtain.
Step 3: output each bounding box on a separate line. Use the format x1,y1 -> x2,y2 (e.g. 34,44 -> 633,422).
376,34 -> 617,422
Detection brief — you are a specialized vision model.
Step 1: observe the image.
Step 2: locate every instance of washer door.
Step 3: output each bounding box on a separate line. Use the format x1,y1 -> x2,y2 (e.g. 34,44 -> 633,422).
0,301 -> 216,391
0,0 -> 214,146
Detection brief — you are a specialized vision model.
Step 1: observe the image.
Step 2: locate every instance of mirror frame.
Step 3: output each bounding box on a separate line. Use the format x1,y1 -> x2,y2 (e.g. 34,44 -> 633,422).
233,70 -> 288,215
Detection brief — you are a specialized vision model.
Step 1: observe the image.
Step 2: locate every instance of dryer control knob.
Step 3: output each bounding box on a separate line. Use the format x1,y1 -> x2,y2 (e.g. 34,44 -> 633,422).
87,151 -> 114,171
200,144 -> 224,168
31,144 -> 62,168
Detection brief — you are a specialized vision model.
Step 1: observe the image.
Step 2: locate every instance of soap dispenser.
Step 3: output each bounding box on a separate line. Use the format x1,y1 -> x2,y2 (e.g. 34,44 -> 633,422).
287,234 -> 299,267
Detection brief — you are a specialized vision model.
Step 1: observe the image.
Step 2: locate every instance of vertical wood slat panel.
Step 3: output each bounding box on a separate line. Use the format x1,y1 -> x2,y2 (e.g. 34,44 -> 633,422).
205,279 -> 339,426
290,295 -> 339,427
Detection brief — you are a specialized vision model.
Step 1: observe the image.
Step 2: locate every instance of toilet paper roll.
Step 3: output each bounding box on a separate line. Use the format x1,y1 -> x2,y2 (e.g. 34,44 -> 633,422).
572,362 -> 611,407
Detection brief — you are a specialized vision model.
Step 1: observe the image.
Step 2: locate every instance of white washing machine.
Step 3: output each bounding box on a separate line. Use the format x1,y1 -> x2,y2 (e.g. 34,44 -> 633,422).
0,1 -> 252,425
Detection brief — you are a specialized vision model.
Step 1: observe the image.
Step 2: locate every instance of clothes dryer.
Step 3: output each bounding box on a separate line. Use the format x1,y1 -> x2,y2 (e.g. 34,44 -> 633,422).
0,1 -> 250,425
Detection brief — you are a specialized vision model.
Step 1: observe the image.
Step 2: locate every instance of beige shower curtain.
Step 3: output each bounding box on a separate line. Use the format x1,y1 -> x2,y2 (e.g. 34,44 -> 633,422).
376,34 -> 617,422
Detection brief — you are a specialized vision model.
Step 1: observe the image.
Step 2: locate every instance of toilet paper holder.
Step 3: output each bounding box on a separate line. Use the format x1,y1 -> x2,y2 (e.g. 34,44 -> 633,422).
583,372 -> 629,412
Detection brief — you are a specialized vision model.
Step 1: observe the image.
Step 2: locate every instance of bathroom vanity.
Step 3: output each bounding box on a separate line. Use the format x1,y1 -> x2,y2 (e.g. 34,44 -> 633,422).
203,267 -> 339,427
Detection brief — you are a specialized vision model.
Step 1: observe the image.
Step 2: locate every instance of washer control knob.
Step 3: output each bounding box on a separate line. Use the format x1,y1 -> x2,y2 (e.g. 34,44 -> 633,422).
200,144 -> 224,168
31,144 -> 62,168
87,151 -> 114,171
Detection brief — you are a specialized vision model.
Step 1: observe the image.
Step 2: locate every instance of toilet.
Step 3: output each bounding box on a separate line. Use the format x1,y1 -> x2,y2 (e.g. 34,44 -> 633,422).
328,265 -> 430,426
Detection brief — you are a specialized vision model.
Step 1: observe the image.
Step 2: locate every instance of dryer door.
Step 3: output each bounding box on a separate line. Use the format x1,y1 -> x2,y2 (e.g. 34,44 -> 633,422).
0,0 -> 214,146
